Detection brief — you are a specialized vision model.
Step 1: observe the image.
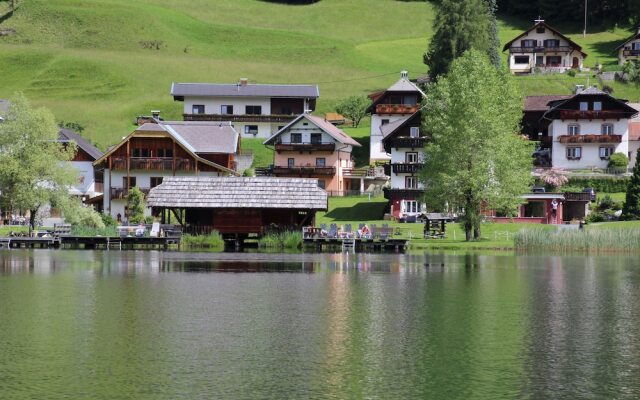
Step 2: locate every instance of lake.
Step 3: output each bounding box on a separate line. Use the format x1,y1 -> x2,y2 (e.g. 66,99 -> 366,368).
0,250 -> 639,399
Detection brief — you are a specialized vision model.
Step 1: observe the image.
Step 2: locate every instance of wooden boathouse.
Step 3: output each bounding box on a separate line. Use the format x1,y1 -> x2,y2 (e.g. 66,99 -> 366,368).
146,177 -> 328,242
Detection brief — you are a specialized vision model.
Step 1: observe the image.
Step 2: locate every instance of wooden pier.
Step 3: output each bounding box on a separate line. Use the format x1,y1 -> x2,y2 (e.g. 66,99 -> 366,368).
303,237 -> 409,252
0,236 -> 180,250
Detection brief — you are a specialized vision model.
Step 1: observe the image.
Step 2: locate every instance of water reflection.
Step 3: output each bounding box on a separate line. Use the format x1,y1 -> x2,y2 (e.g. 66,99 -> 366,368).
0,250 -> 639,398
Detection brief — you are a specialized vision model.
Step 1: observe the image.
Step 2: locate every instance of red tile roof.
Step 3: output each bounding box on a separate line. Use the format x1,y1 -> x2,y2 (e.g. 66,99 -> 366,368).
630,121 -> 640,141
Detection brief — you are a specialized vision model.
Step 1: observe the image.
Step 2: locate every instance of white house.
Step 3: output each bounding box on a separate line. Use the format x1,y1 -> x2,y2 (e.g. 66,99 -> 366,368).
57,129 -> 104,206
367,71 -> 425,163
545,87 -> 638,170
615,27 -> 640,65
503,20 -> 586,74
171,79 -> 319,139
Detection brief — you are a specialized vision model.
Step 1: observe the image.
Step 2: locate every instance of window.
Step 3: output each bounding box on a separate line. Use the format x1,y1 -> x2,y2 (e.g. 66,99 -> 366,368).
316,158 -> 326,167
514,55 -> 530,64
404,200 -> 421,214
410,127 -> 420,138
381,119 -> 390,126
405,176 -> 418,189
568,124 -> 580,135
317,180 -> 325,189
406,152 -> 419,163
580,102 -> 589,111
132,148 -> 140,157
633,42 -> 640,50
544,39 -> 560,48
310,133 -> 322,144
521,39 -> 536,48
123,177 -> 136,188
245,105 -> 262,115
601,124 -> 613,135
403,96 -> 418,105
523,201 -> 545,218
156,149 -> 172,158
536,27 -> 545,34
546,56 -> 561,65
192,104 -> 205,114
594,101 -> 602,111
244,125 -> 258,135
288,158 -> 295,167
150,177 -> 163,188
291,133 -> 302,143
566,147 -> 582,160
599,147 -> 614,160
221,105 -> 233,114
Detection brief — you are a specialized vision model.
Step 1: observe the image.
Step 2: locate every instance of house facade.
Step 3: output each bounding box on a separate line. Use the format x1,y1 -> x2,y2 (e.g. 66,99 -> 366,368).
171,79 -> 319,139
94,121 -> 239,220
484,192 -> 591,224
616,27 -> 640,65
545,87 -> 638,170
380,112 -> 426,220
367,71 -> 425,163
503,20 -> 586,74
263,113 -> 361,196
58,128 -> 104,208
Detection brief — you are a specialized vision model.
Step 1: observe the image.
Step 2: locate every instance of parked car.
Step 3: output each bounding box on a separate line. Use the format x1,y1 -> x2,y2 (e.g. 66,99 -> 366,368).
583,187 -> 596,202
532,186 -> 546,193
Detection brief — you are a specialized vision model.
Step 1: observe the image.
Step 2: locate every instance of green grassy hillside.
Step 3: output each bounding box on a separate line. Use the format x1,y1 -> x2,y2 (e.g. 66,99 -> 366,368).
0,0 -> 638,149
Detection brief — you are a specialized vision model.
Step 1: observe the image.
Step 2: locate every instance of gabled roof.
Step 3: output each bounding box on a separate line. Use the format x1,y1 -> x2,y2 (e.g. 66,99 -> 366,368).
615,31 -> 640,51
366,77 -> 426,113
94,121 -> 239,175
502,21 -> 587,57
543,87 -> 639,119
171,82 -> 319,99
380,116 -> 411,138
263,113 -> 361,147
524,95 -> 571,112
58,128 -> 103,160
147,177 -> 328,210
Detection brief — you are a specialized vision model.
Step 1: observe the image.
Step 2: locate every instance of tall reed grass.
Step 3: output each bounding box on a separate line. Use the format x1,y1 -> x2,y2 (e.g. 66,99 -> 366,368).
181,231 -> 225,249
258,231 -> 302,249
514,227 -> 640,253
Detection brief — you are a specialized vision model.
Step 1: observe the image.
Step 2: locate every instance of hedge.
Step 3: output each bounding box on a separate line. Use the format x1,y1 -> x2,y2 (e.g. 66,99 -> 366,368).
567,177 -> 629,193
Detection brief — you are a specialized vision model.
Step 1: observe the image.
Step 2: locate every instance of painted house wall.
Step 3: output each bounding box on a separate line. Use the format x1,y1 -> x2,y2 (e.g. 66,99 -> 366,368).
550,119 -> 629,169
69,161 -> 98,197
370,114 -> 405,162
619,38 -> 640,65
507,29 -> 584,73
389,148 -> 425,189
183,96 -> 272,116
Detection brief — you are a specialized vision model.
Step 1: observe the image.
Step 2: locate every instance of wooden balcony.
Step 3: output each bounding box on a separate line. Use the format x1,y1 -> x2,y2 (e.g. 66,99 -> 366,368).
391,163 -> 422,174
623,49 -> 640,57
375,104 -> 418,115
183,113 -> 297,123
274,142 -> 335,152
110,187 -> 150,200
509,46 -> 573,53
111,157 -> 194,171
272,165 -> 336,176
342,167 -> 386,178
383,187 -> 424,200
559,110 -> 629,120
558,134 -> 622,144
564,192 -> 592,202
387,137 -> 427,149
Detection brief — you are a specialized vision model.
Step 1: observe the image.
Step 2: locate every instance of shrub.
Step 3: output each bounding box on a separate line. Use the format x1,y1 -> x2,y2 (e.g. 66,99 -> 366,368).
566,69 -> 577,77
566,177 -> 629,193
608,152 -> 629,169
101,214 -> 117,227
181,231 -> 225,249
126,187 -> 145,224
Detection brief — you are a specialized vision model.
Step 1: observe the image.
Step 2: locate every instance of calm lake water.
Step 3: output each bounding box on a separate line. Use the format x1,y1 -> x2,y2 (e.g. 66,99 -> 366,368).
1,250 -> 639,399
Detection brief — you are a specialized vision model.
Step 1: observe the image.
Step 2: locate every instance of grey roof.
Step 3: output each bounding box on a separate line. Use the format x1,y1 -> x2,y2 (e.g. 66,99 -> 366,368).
264,114 -> 361,147
380,116 -> 410,138
147,177 -> 328,210
171,82 -> 319,99
58,128 -> 104,160
387,78 -> 425,95
579,86 -> 606,95
162,121 -> 239,154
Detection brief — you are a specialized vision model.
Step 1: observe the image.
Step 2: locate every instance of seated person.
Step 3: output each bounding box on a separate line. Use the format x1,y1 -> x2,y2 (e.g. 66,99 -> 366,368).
359,224 -> 371,238
135,224 -> 145,238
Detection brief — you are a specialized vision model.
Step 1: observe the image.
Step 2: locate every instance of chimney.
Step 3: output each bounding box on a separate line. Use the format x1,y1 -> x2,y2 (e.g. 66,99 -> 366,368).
400,70 -> 408,79
239,78 -> 248,86
151,110 -> 161,119
575,85 -> 585,94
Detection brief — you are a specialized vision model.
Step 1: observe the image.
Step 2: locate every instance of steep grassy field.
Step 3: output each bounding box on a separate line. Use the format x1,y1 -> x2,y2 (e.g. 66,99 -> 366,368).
0,0 -> 638,149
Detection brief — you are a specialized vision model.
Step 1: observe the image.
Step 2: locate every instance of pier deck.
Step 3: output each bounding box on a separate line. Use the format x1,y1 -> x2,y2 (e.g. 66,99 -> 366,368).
0,236 -> 180,250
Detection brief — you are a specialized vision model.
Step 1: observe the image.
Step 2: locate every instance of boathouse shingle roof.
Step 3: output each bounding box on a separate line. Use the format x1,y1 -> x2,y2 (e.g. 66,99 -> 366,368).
147,177 -> 328,210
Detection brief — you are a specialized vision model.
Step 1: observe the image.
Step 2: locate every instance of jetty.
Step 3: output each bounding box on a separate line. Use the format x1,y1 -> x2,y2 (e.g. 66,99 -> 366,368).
0,236 -> 180,250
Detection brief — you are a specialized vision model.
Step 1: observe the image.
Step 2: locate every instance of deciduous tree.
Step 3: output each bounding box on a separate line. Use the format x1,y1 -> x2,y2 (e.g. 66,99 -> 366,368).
420,50 -> 534,240
621,151 -> 640,220
335,95 -> 370,128
0,93 -> 77,234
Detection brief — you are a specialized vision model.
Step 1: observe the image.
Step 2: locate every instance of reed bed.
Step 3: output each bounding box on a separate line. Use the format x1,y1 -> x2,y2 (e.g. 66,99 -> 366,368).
514,227 -> 640,253
258,231 -> 302,249
181,232 -> 225,249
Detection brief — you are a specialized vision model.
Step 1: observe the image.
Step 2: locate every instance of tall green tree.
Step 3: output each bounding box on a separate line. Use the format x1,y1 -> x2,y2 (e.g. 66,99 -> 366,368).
0,93 -> 77,233
485,0 -> 502,69
335,95 -> 370,128
420,50 -> 534,240
620,151 -> 640,220
423,0 -> 493,80
126,186 -> 145,224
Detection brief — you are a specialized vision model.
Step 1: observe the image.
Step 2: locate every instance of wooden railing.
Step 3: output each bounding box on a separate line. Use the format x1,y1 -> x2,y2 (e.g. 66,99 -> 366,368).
564,192 -> 592,202
391,163 -> 422,174
272,165 -> 336,176
275,142 -> 335,152
183,114 -> 297,123
387,137 -> 426,149
110,187 -> 150,199
623,49 -> 640,57
509,46 -> 573,53
559,110 -> 629,120
111,157 -> 194,171
558,134 -> 622,144
342,167 -> 386,178
383,187 -> 424,199
375,104 -> 418,115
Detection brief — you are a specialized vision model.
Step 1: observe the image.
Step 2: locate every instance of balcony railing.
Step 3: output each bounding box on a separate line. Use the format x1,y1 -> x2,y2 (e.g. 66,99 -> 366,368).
342,167 -> 386,178
111,157 -> 194,171
375,104 -> 419,115
110,187 -> 150,200
272,165 -> 336,176
183,113 -> 297,123
509,46 -> 573,53
559,110 -> 629,120
623,49 -> 640,57
391,163 -> 422,174
274,142 -> 335,152
564,192 -> 592,202
558,134 -> 622,144
383,187 -> 424,200
387,137 -> 427,149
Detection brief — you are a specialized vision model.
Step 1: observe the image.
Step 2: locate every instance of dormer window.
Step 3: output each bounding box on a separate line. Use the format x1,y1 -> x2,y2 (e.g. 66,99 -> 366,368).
536,27 -> 545,34
593,101 -> 602,111
410,127 -> 420,138
579,102 -> 588,111
568,124 -> 580,136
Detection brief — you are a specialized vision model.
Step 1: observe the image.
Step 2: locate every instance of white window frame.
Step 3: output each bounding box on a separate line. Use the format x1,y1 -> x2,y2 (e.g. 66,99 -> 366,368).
406,152 -> 419,163
568,124 -> 580,136
593,101 -> 602,111
601,123 -> 613,135
405,176 -> 418,189
403,200 -> 421,214
566,147 -> 582,160
599,147 -> 614,160
244,125 -> 258,135
579,102 -> 589,111
221,105 -> 233,115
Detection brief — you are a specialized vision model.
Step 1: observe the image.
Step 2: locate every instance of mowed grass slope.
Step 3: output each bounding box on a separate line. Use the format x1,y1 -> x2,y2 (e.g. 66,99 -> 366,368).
0,0 -> 639,150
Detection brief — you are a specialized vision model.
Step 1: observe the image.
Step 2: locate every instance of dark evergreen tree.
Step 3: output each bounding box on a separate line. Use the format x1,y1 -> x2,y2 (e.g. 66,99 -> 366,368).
485,0 -> 501,68
621,151 -> 640,220
424,0 -> 492,80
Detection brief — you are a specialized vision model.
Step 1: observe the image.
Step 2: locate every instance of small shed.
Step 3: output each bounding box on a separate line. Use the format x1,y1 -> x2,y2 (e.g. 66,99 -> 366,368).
146,177 -> 328,237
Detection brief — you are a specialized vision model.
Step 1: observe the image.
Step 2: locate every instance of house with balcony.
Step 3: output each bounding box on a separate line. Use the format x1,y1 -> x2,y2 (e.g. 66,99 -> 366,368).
367,71 -> 425,163
380,112 -> 427,220
58,128 -> 104,209
94,121 -> 239,220
616,27 -> 640,65
544,87 -> 638,170
503,19 -> 586,74
263,113 -> 361,196
171,79 -> 319,139
629,103 -> 640,168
